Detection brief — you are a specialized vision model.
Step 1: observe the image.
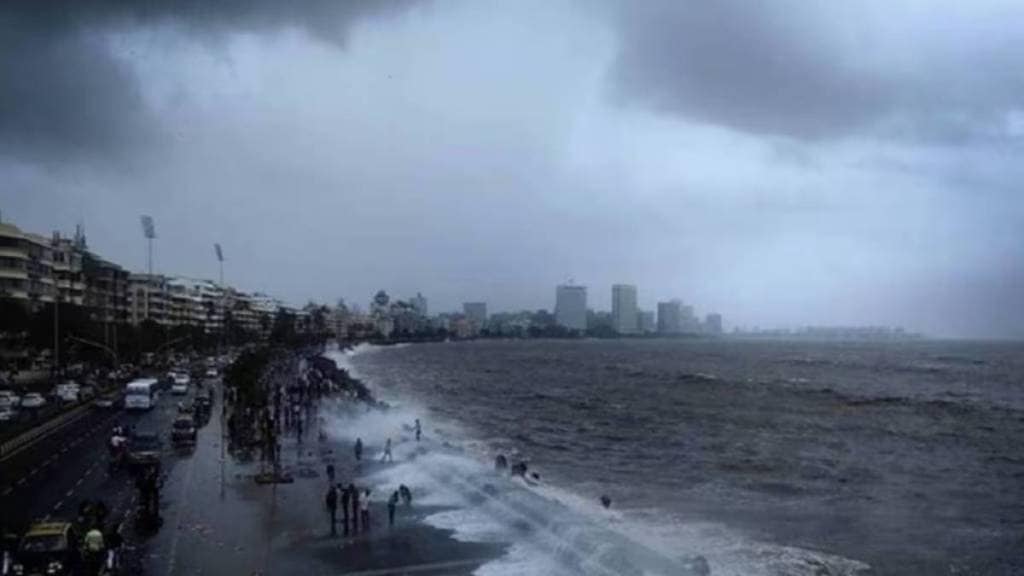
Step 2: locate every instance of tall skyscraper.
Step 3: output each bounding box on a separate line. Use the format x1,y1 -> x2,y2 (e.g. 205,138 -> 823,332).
555,284 -> 587,331
657,300 -> 682,333
705,313 -> 723,335
463,302 -> 487,327
411,292 -> 428,316
611,284 -> 638,335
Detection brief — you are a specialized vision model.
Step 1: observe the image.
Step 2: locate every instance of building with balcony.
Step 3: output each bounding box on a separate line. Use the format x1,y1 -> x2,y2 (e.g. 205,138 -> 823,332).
0,222 -> 56,310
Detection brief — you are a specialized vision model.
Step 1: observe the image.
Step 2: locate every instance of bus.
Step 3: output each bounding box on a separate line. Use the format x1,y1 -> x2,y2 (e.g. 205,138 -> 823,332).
125,378 -> 160,410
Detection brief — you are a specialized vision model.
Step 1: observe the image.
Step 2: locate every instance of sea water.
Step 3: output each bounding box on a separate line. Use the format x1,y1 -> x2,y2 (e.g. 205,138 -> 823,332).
324,339 -> 1024,575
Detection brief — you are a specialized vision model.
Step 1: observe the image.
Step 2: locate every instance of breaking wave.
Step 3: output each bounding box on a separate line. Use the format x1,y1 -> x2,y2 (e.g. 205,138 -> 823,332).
322,343 -> 872,576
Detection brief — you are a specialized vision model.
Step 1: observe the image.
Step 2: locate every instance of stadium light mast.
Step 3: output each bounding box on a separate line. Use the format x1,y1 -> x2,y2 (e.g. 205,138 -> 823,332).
215,243 -> 225,352
140,215 -> 156,276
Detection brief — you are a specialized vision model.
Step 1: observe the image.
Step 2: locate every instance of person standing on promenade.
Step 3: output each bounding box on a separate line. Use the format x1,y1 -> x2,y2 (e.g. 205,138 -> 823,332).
415,419 -> 422,441
325,484 -> 338,536
355,438 -> 363,461
388,490 -> 399,527
340,484 -> 351,535
381,438 -> 393,462
360,489 -> 372,531
326,464 -> 335,484
350,483 -> 360,533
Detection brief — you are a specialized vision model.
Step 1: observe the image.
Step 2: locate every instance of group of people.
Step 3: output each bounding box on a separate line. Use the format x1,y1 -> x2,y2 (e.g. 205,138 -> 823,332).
324,480 -> 371,536
323,417 -> 425,537
324,478 -> 414,536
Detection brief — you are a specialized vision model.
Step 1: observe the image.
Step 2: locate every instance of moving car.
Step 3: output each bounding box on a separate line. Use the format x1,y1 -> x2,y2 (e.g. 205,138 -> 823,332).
127,431 -> 162,470
0,406 -> 16,422
0,390 -> 20,409
93,394 -> 119,409
54,382 -> 80,404
171,415 -> 197,447
170,373 -> 190,395
8,521 -> 80,576
20,393 -> 46,409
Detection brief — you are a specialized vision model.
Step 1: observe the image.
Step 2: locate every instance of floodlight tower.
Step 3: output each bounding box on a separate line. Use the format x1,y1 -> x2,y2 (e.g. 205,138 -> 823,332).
140,215 -> 156,276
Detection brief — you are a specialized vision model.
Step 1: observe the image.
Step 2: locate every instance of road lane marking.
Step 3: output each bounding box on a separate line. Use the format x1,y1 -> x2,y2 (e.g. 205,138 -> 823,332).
1,487 -> 11,496
75,477 -> 85,487
66,489 -> 75,497
53,500 -> 64,511
16,478 -> 26,486
28,467 -> 39,476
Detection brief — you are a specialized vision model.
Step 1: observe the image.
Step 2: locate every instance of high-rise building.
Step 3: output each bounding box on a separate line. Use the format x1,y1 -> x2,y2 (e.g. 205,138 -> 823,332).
411,292 -> 428,317
555,284 -> 587,331
657,300 -> 682,334
705,313 -> 723,335
681,304 -> 699,333
463,302 -> 487,328
611,284 -> 638,334
638,310 -> 655,334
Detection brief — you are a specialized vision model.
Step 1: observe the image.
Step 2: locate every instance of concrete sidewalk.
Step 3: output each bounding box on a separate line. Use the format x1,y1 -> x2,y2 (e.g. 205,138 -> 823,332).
141,377 -> 503,575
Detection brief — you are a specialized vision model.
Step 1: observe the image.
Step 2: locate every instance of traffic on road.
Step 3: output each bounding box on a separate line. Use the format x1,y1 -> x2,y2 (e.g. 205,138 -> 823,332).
1,354 -> 229,576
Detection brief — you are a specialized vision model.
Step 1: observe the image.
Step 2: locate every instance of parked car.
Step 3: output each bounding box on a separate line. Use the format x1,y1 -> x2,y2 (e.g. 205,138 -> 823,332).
20,393 -> 46,409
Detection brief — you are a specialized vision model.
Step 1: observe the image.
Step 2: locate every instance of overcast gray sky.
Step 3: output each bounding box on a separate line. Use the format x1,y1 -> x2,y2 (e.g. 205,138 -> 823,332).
1,0 -> 1022,338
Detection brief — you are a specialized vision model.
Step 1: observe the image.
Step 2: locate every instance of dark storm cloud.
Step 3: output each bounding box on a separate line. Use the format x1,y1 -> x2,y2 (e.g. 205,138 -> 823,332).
609,1 -> 1024,142
0,0 -> 419,160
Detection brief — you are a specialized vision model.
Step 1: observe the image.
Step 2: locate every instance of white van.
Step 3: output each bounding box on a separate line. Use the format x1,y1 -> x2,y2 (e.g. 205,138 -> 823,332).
125,378 -> 160,410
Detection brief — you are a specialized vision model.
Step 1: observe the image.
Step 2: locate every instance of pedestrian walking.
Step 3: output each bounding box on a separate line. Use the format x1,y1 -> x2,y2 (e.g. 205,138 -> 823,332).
350,483 -> 360,533
388,491 -> 399,527
360,489 -> 371,531
325,484 -> 338,536
399,484 -> 412,506
381,438 -> 393,463
415,418 -> 422,442
340,484 -> 351,535
326,464 -> 335,484
355,438 -> 363,461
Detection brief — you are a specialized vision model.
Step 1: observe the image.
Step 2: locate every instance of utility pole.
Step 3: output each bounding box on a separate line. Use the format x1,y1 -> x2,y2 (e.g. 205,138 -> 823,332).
53,294 -> 59,380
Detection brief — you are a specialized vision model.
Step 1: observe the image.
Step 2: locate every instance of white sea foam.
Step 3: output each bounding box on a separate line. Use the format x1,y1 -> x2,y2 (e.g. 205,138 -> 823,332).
320,342 -> 872,576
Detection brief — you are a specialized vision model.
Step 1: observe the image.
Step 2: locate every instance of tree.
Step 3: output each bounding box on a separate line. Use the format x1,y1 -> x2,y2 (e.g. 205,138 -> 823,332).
270,308 -> 296,343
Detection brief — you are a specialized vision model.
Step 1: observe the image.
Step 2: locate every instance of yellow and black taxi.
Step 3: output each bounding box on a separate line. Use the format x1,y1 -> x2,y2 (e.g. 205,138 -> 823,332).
5,521 -> 79,576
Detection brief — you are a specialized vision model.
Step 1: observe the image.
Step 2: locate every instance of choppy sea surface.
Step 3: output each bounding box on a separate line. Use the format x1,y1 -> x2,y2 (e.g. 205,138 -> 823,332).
330,338 -> 1024,575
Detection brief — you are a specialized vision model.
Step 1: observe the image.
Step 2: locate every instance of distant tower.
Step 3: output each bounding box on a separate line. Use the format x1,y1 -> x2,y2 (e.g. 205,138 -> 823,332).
611,284 -> 638,335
